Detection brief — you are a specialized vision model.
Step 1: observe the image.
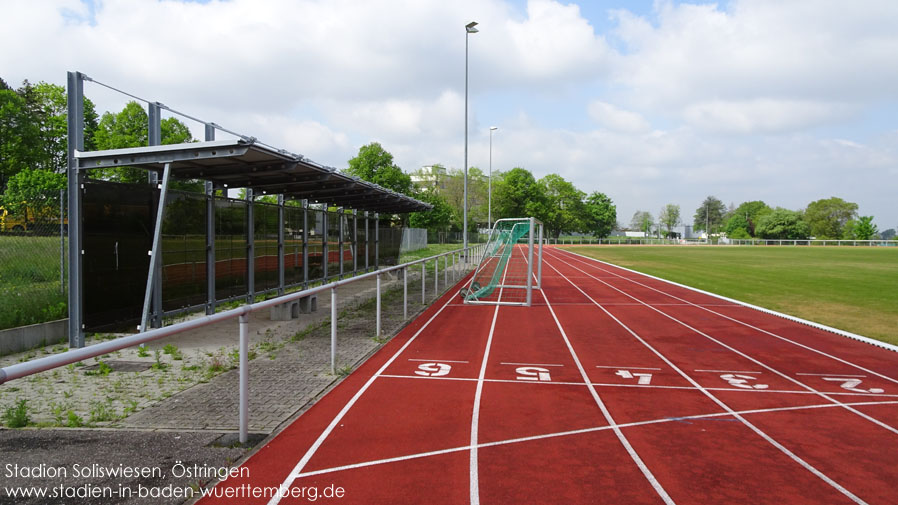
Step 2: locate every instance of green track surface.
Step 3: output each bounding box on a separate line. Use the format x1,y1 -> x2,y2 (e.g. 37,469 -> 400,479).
558,245 -> 898,345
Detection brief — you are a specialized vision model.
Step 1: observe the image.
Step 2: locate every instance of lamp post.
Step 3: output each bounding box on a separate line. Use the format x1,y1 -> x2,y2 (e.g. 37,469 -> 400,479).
488,126 -> 497,229
464,20 -> 478,261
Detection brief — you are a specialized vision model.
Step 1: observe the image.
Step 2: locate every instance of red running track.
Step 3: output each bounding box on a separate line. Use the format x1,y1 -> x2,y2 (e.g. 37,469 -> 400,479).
197,246 -> 898,505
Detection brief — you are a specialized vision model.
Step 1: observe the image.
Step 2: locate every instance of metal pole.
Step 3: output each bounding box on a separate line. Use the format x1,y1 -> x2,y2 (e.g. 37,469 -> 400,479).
463,22 -> 478,262
338,208 -> 344,279
331,287 -> 337,374
322,208 -> 328,280
403,267 -> 408,319
238,313 -> 249,444
246,189 -> 255,303
278,194 -> 285,295
537,223 -> 543,289
444,255 -> 448,286
148,103 -> 163,328
526,217 -> 534,307
422,262 -> 426,304
435,257 -> 439,293
59,188 -> 64,295
302,200 -> 309,287
376,272 -> 381,338
140,163 -> 172,332
67,71 -> 85,348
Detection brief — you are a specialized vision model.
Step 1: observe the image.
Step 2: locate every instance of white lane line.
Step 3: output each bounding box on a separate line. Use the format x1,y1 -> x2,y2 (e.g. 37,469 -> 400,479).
596,365 -> 662,370
290,398 -> 898,480
551,249 -> 898,437
499,362 -> 565,367
544,255 -> 871,505
695,369 -> 763,374
407,359 -> 470,364
797,373 -> 866,377
264,289 -> 460,505
536,259 -> 676,504
555,247 -> 898,383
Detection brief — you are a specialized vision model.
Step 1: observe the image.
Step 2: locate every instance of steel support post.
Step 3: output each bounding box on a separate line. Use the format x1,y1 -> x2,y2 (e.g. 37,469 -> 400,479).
338,208 -> 344,278
364,212 -> 369,270
444,255 -> 448,286
66,71 -> 85,348
277,195 -> 285,295
322,209 -> 328,280
374,214 -> 380,269
246,189 -> 255,303
435,258 -> 439,293
140,163 -> 172,332
148,103 -> 163,328
526,217 -> 535,307
421,262 -> 425,304
205,181 -> 216,315
238,313 -> 249,444
376,273 -> 381,338
330,287 -> 337,374
302,200 -> 309,288
403,267 -> 408,319
352,210 -> 358,273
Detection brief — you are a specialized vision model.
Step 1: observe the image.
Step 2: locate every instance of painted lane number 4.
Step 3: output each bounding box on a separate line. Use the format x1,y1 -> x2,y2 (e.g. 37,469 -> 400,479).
720,373 -> 768,390
415,363 -> 452,377
616,370 -> 653,385
822,377 -> 884,394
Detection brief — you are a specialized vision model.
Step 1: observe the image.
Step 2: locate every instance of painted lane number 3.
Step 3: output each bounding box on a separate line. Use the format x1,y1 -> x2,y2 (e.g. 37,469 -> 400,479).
720,373 -> 768,390
822,377 -> 884,394
415,363 -> 452,377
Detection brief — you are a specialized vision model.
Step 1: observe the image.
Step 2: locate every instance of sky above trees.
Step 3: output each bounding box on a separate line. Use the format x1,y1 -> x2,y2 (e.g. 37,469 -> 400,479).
1,0 -> 896,229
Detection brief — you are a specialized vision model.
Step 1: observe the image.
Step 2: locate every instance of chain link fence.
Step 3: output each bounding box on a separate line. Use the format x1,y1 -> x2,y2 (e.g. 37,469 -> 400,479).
0,189 -> 69,331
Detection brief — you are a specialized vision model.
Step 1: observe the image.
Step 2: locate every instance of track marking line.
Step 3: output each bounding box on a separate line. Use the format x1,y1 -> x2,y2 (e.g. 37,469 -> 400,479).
407,358 -> 470,363
499,362 -> 565,367
544,256 -> 872,505
263,288 -> 461,505
289,398 -> 898,480
555,248 -> 898,384
550,249 -> 898,436
797,373 -> 866,377
530,251 -> 676,505
596,365 -> 661,370
694,369 -> 763,374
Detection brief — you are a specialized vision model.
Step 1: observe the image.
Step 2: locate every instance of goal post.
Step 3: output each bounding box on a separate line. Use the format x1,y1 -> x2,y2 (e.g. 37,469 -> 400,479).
461,217 -> 543,306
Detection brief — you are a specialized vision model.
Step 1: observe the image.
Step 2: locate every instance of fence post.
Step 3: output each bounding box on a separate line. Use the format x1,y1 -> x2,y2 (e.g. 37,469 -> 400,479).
376,272 -> 382,338
238,312 -> 249,444
331,287 -> 337,374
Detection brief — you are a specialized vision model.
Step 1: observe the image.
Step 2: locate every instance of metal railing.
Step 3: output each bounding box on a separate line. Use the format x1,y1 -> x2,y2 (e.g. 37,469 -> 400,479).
0,243 -> 483,443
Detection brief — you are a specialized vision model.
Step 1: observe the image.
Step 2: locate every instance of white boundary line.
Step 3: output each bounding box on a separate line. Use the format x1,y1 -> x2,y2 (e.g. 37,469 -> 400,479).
548,250 -> 898,436
264,287 -> 460,505
543,256 -> 871,505
554,247 -> 898,356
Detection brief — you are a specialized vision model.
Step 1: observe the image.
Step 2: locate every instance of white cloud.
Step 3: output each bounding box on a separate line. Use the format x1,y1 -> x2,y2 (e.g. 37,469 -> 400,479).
587,100 -> 650,133
682,99 -> 854,134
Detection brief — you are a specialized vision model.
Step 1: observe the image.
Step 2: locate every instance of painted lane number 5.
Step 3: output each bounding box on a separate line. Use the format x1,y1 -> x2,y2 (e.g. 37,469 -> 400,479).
822,377 -> 884,394
415,363 -> 452,377
720,373 -> 768,390
516,367 -> 552,382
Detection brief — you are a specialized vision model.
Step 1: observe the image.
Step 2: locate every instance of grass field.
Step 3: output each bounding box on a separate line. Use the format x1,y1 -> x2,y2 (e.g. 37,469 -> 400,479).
559,245 -> 898,345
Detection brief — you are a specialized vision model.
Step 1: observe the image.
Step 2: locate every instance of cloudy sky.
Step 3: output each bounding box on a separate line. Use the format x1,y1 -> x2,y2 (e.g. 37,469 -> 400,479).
2,0 -> 896,230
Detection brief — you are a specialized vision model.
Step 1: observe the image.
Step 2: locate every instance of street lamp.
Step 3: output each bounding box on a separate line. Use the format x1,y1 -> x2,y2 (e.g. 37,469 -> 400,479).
464,20 -> 478,261
488,126 -> 497,229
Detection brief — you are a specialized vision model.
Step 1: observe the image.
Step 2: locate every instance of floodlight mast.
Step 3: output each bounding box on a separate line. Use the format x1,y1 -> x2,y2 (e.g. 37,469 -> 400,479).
464,20 -> 478,261
489,126 -> 497,228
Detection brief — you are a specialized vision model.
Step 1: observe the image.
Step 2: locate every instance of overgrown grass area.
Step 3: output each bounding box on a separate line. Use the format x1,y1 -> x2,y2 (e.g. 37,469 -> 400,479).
0,235 -> 66,331
560,246 -> 898,345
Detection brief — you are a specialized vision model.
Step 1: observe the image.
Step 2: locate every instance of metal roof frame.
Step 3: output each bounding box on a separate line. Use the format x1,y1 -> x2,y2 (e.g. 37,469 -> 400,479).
74,139 -> 431,213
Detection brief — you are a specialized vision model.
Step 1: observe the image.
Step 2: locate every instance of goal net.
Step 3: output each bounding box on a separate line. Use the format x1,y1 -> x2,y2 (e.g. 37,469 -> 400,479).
461,217 -> 543,306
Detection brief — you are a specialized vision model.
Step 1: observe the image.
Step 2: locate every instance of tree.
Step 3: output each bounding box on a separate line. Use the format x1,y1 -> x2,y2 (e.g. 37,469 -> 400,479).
693,195 -> 726,234
582,192 -> 616,238
409,187 -> 453,231
755,208 -> 810,239
881,228 -> 896,240
630,211 -> 654,236
345,142 -> 413,196
440,165 -> 488,229
492,167 -> 546,225
1,168 -> 66,228
849,216 -> 878,240
0,87 -> 33,190
725,200 -> 772,237
538,173 -> 584,238
804,197 -> 858,239
659,204 -> 681,238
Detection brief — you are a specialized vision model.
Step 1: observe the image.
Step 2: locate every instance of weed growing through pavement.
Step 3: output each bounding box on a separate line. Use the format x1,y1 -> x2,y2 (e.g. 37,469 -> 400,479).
163,344 -> 183,360
3,399 -> 30,428
137,345 -> 150,358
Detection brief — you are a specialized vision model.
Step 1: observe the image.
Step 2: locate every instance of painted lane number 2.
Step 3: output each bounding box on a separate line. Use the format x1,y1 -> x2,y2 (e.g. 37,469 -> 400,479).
822,377 -> 884,394
415,363 -> 452,377
616,370 -> 653,385
720,373 -> 768,390
516,367 -> 552,382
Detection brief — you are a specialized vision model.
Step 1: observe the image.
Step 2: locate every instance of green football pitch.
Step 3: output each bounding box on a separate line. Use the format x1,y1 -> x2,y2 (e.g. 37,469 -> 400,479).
558,245 -> 898,346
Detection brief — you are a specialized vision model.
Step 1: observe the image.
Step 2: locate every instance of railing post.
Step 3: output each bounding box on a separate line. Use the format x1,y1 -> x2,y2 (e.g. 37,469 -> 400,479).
331,287 -> 337,374
376,272 -> 382,338
238,312 -> 249,444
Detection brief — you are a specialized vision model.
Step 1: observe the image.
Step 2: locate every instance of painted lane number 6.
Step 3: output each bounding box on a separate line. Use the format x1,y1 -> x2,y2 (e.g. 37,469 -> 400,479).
822,377 -> 884,394
720,373 -> 768,390
415,363 -> 452,377
616,370 -> 653,385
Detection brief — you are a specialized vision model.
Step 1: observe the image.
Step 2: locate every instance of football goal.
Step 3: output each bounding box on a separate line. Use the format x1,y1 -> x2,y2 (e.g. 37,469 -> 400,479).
461,217 -> 543,306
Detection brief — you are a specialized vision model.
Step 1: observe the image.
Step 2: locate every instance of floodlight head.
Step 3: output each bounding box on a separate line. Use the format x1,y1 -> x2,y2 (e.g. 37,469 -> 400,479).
490,126 -> 498,131
466,21 -> 479,33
